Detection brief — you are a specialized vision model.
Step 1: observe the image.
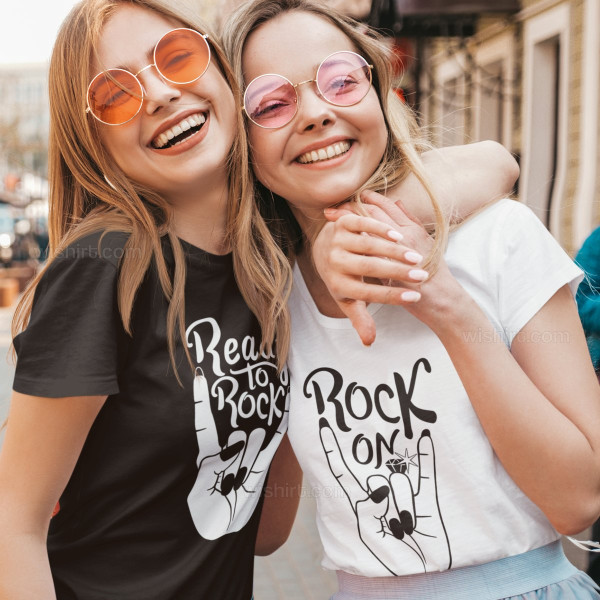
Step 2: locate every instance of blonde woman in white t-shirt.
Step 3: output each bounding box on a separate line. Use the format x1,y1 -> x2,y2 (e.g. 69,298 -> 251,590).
223,1 -> 600,598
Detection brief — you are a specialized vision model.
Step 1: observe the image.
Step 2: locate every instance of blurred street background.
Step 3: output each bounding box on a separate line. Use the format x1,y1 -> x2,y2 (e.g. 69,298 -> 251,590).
2,0 -> 600,596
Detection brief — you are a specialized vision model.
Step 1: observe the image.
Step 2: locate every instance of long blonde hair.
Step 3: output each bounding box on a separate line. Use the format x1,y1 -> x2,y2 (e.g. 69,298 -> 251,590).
222,0 -> 448,270
12,0 -> 292,376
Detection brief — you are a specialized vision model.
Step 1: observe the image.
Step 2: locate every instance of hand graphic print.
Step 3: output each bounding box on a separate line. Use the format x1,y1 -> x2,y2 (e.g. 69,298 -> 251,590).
188,368 -> 288,540
319,418 -> 452,574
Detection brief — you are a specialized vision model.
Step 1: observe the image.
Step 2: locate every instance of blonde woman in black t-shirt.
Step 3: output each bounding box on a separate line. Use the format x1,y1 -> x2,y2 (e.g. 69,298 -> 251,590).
0,1 -> 300,598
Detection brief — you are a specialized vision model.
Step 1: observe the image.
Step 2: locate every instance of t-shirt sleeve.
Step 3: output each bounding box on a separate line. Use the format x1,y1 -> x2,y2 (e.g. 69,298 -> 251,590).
13,248 -> 125,398
495,201 -> 583,345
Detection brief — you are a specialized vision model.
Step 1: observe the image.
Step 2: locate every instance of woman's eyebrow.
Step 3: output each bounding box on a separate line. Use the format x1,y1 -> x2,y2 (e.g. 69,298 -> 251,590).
115,45 -> 155,73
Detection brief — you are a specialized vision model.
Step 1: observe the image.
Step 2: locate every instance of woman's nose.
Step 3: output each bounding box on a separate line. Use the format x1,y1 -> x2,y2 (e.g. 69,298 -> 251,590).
140,66 -> 182,115
294,83 -> 336,132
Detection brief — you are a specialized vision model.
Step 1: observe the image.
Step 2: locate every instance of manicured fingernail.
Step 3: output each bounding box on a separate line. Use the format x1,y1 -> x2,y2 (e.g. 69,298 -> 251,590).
404,251 -> 423,264
400,510 -> 414,535
323,208 -> 335,215
408,269 -> 429,282
387,230 -> 403,242
221,473 -> 235,495
234,468 -> 247,489
389,518 -> 404,539
368,485 -> 389,503
402,291 -> 421,302
220,440 -> 244,461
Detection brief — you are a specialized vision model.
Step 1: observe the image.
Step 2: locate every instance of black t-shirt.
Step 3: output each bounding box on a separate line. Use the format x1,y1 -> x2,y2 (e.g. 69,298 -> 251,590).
13,231 -> 289,600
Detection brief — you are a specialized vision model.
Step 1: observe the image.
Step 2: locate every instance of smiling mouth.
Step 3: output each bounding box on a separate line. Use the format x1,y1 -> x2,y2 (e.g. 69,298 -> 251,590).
151,112 -> 207,149
296,140 -> 352,164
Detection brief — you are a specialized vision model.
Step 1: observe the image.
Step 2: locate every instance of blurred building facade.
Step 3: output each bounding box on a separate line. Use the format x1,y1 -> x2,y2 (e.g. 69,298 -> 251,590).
380,0 -> 597,254
1,1 -> 599,257
0,63 -> 49,179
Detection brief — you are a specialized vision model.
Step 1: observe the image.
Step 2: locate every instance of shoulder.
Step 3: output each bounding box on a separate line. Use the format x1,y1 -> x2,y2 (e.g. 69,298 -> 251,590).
450,199 -> 550,254
36,230 -> 132,299
460,198 -> 532,232
51,230 -> 131,270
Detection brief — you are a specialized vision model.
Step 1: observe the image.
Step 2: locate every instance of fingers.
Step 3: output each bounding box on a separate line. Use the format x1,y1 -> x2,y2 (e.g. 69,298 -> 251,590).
356,474 -> 391,523
319,417 -> 365,506
236,427 -> 266,490
194,367 -> 220,461
336,300 -> 377,346
414,430 -> 439,519
324,206 -> 355,221
361,189 -> 419,225
331,227 -> 421,265
331,254 -> 427,285
323,212 -> 406,243
243,402 -> 289,491
389,472 -> 416,537
221,430 -> 247,496
329,277 -> 422,306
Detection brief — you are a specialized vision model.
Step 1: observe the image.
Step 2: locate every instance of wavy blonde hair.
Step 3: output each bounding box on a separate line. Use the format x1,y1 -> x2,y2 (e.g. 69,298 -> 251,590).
12,0 -> 292,377
222,0 -> 448,270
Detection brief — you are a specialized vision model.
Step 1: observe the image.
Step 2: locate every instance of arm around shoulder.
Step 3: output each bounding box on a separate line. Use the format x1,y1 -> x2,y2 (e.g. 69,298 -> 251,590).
390,140 -> 519,224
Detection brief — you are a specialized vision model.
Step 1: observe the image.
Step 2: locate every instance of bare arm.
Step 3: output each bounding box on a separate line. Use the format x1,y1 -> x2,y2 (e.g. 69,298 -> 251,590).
388,140 -> 519,224
0,392 -> 106,599
319,192 -> 600,531
255,434 -> 302,556
361,194 -> 600,531
427,284 -> 600,533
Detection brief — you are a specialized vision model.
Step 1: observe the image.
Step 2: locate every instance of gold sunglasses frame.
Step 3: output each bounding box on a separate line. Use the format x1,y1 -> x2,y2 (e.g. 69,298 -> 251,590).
242,50 -> 374,129
85,28 -> 210,126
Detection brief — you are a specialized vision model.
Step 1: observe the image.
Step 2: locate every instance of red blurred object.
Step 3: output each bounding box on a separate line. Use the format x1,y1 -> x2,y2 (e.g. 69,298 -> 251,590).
52,502 -> 60,517
394,88 -> 406,102
4,174 -> 20,192
390,39 -> 414,76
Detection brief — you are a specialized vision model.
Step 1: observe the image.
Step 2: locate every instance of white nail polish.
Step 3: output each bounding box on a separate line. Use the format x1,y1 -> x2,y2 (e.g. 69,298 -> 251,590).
387,230 -> 403,242
401,291 -> 421,302
408,269 -> 429,282
404,251 -> 423,264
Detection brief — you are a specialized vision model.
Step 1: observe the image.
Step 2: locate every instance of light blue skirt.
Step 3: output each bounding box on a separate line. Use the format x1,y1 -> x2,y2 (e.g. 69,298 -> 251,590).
331,541 -> 600,600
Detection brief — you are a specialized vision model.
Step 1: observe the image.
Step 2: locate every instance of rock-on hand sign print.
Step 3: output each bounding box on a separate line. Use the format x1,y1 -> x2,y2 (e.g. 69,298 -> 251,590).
187,367 -> 288,540
319,418 -> 452,574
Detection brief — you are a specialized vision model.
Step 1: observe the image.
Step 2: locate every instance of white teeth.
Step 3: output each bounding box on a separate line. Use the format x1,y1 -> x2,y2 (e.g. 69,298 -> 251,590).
152,113 -> 206,149
297,140 -> 351,164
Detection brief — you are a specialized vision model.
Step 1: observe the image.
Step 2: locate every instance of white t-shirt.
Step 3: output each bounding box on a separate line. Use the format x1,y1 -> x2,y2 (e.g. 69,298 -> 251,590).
287,199 -> 583,577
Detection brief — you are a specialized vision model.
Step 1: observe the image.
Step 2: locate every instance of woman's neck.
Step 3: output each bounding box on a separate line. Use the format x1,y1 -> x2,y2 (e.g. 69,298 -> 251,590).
290,204 -> 345,317
168,175 -> 230,255
296,245 -> 347,319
